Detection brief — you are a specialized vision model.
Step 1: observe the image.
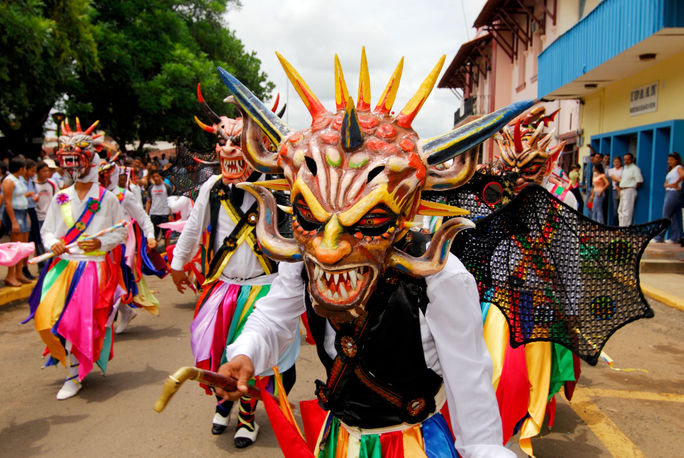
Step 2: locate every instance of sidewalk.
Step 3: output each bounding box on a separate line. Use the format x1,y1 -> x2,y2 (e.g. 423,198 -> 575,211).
640,241 -> 684,311
0,263 -> 38,308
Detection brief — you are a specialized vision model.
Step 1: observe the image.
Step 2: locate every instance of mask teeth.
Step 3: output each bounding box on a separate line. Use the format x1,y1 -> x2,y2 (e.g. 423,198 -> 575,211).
222,159 -> 244,175
313,265 -> 369,302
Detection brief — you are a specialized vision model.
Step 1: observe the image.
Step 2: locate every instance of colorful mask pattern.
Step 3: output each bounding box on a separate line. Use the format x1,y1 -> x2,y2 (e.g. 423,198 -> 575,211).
219,49 -> 533,321
57,118 -> 103,181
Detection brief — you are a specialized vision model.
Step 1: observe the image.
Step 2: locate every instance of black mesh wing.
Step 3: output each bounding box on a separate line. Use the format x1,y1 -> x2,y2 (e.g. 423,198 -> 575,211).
451,184 -> 668,365
163,144 -> 220,199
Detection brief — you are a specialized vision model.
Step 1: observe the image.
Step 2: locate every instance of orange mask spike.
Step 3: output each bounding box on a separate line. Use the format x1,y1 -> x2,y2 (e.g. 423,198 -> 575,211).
271,93 -> 280,113
374,57 -> 404,115
91,133 -> 104,139
396,55 -> 445,129
514,119 -> 523,153
75,117 -> 82,132
194,116 -> 215,134
357,47 -> 371,111
84,120 -> 100,135
276,52 -> 327,121
334,54 -> 350,112
63,118 -> 72,134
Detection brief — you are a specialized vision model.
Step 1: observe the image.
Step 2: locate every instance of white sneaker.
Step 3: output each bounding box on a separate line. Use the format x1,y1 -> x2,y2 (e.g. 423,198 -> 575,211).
115,305 -> 138,334
665,240 -> 677,244
56,378 -> 82,400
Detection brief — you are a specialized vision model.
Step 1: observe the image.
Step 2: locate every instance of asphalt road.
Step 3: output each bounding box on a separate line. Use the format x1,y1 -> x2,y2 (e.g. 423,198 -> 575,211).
1,274 -> 682,457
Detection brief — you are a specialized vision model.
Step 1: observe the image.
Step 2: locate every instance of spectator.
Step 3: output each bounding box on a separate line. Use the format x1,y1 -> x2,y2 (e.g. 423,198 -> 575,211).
34,161 -> 58,267
653,152 -> 684,243
21,159 -> 39,279
588,162 -> 610,224
50,160 -> 69,189
606,156 -> 623,226
2,158 -> 31,286
618,152 -> 643,226
159,153 -> 169,167
145,170 -> 170,241
568,163 -> 584,210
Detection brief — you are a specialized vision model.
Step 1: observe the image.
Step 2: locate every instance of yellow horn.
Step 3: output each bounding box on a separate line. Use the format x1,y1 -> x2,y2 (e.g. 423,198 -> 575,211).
375,57 -> 404,115
334,54 -> 350,112
357,46 -> 371,111
396,55 -> 446,129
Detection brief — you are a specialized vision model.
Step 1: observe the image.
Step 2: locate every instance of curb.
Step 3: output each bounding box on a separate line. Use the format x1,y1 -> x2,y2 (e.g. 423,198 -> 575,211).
641,283 -> 684,312
0,282 -> 34,307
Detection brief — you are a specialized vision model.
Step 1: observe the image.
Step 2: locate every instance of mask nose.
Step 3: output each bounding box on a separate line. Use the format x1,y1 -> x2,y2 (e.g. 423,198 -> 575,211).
312,215 -> 351,264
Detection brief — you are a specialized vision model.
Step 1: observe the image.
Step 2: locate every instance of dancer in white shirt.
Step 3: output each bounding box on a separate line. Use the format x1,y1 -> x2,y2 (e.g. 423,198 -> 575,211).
24,119 -> 126,400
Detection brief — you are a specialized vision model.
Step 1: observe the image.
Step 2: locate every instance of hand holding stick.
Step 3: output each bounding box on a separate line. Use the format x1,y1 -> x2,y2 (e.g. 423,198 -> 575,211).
28,220 -> 129,265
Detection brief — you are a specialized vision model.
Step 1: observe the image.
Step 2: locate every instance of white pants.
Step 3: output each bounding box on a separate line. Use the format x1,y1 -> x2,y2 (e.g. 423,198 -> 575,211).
618,187 -> 637,226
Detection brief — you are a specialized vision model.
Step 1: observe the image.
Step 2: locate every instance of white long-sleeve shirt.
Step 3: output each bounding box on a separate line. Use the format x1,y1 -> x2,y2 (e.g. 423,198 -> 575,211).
119,190 -> 155,240
170,175 -> 266,282
225,256 -> 514,458
41,182 -> 127,262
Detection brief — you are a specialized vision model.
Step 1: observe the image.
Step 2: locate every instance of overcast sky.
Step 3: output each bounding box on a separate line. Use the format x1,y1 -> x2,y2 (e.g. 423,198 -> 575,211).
224,0 -> 486,138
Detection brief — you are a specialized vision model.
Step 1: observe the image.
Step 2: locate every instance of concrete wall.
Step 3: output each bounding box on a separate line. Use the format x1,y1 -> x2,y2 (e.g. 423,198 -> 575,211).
581,51 -> 684,158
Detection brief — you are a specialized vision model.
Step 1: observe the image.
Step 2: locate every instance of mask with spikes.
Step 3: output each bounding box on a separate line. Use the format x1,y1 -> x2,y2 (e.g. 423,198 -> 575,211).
57,118 -> 103,181
220,49 -> 533,321
496,106 -> 566,191
98,151 -> 121,191
194,83 -> 286,184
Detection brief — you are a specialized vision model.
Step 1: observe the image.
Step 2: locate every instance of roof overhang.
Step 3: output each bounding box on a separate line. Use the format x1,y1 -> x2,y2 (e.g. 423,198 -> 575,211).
544,29 -> 684,99
438,33 -> 492,89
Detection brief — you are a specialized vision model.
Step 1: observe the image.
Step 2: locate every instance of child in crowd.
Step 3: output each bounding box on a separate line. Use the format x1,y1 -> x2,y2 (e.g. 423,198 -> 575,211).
34,161 -> 58,267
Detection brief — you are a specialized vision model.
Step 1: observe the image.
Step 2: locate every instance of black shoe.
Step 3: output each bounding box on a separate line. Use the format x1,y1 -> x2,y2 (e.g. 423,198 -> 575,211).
234,436 -> 254,449
211,423 -> 227,435
22,267 -> 35,280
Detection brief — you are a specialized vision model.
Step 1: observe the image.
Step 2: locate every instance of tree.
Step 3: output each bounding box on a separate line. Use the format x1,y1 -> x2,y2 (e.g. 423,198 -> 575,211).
0,0 -> 98,156
65,0 -> 273,155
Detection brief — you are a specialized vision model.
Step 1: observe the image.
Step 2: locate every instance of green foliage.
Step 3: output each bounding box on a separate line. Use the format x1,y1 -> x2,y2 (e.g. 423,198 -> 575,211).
0,0 -> 273,156
65,0 -> 273,154
0,0 -> 98,153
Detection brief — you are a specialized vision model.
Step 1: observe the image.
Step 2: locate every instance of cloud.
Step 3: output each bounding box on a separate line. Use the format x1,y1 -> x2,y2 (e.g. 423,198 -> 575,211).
225,0 -> 486,137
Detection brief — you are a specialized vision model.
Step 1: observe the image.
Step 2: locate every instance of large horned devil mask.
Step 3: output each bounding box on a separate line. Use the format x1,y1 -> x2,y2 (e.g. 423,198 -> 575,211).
219,49 -> 532,321
57,118 -> 103,181
194,83 -> 286,185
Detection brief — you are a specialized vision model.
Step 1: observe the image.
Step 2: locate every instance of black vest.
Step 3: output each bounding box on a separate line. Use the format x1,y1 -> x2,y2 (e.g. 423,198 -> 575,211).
304,232 -> 443,428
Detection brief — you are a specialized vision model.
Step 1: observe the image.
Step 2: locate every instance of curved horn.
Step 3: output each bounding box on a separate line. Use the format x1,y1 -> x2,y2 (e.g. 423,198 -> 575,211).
374,57 -> 404,115
75,117 -> 82,132
84,120 -> 100,135
218,67 -> 291,174
196,83 -> 221,124
513,118 -> 523,153
421,99 -> 535,166
341,97 -> 363,152
395,55 -> 445,129
357,47 -> 371,111
387,217 -> 475,277
271,93 -> 280,113
275,52 -> 328,121
193,116 -> 215,134
334,54 -> 350,112
236,183 -> 302,262
277,103 -> 287,119
424,149 -> 478,191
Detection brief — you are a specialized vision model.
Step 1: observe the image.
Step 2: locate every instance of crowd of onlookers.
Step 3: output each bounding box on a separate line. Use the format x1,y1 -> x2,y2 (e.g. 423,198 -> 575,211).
0,149 -> 177,287
568,149 -> 684,244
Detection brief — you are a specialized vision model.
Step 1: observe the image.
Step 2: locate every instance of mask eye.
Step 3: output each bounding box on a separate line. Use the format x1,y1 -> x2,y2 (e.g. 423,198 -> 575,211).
523,163 -> 542,175
353,206 -> 396,236
77,141 -> 89,148
293,197 -> 322,232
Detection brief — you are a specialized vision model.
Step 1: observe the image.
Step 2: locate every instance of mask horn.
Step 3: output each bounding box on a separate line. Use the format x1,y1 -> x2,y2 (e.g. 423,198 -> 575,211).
395,55 -> 445,129
421,100 -> 535,166
75,117 -> 82,132
276,52 -> 328,122
194,116 -> 215,134
341,97 -> 364,152
277,103 -> 287,119
387,217 -> 474,277
271,93 -> 280,113
357,47 -> 371,111
84,120 -> 99,135
334,54 -> 350,112
237,183 -> 302,262
374,57 -> 404,115
196,83 -> 221,124
218,67 -> 290,173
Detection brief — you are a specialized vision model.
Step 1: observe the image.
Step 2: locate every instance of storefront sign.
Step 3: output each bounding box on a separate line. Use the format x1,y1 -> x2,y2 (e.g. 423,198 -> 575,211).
629,81 -> 658,116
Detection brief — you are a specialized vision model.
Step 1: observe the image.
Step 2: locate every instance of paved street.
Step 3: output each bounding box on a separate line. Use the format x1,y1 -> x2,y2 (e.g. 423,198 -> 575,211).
1,274 -> 682,457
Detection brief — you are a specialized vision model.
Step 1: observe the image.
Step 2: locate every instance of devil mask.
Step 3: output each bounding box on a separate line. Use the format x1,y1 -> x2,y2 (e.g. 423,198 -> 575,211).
194,84 -> 287,185
496,106 -> 566,190
57,118 -> 103,181
219,49 -> 532,321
